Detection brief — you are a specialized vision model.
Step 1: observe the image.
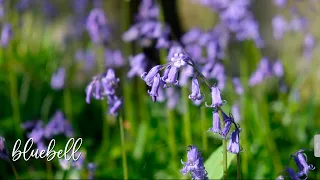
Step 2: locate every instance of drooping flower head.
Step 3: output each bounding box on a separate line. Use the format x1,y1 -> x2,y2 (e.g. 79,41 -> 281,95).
181,145 -> 208,180
206,86 -> 223,108
293,150 -> 315,178
188,77 -> 203,101
227,128 -> 241,154
209,110 -> 221,134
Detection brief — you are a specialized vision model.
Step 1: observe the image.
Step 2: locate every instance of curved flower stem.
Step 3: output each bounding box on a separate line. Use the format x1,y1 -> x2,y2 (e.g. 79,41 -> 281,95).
119,115 -> 128,180
218,108 -> 228,180
237,154 -> 241,180
9,161 -> 19,179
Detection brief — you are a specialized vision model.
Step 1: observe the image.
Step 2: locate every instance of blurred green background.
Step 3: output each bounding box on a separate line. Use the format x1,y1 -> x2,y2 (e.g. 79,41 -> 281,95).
0,0 -> 320,179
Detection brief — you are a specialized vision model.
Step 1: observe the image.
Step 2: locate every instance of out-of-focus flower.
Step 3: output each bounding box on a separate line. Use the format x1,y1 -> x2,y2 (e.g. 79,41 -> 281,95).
249,57 -> 273,86
44,110 -> 74,138
0,0 -> 4,20
182,28 -> 203,44
181,145 -> 208,180
86,8 -> 110,45
0,136 -> 9,160
303,33 -> 315,60
209,110 -> 221,134
27,121 -> 45,144
227,128 -> 240,154
73,0 -> 88,15
15,0 -> 33,13
122,0 -> 170,48
221,120 -> 232,139
272,15 -> 287,40
272,60 -> 284,77
206,86 -> 223,108
88,163 -> 97,180
128,53 -> 148,78
232,103 -> 241,122
289,8 -> 308,33
1,23 -> 12,47
104,49 -> 125,68
273,0 -> 287,8
166,88 -> 179,109
75,49 -> 96,71
86,68 -> 122,116
51,68 -> 66,90
232,78 -> 243,95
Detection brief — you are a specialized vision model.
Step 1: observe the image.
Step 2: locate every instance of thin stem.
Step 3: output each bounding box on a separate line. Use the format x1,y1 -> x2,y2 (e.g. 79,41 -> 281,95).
9,71 -> 22,138
218,108 -> 228,180
9,161 -> 19,179
62,169 -> 68,180
119,115 -> 128,180
237,154 -> 241,180
63,88 -> 73,123
46,161 -> 53,180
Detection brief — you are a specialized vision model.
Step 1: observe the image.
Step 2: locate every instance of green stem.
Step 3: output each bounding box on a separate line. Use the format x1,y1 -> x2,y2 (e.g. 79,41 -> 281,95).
46,161 -> 52,180
9,161 -> 19,179
200,107 -> 208,152
9,71 -> 22,138
167,108 -> 178,169
63,88 -> 73,122
62,169 -> 68,180
182,87 -> 192,145
218,108 -> 228,180
119,116 -> 128,180
237,154 -> 241,180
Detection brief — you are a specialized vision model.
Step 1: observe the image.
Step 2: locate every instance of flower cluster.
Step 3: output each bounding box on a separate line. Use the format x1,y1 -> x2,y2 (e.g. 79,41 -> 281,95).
122,0 -> 170,48
86,68 -> 122,116
280,149 -> 316,179
141,48 -> 199,102
249,57 -> 284,86
1,23 -> 12,47
207,86 -> 241,154
21,110 -> 74,150
181,145 -> 208,180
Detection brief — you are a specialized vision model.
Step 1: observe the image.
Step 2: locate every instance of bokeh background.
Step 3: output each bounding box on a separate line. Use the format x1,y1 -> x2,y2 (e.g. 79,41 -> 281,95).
0,0 -> 320,179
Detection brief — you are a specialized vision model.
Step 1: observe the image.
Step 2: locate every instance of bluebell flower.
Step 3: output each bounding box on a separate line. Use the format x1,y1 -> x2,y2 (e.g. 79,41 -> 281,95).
72,0 -> 88,15
181,145 -> 208,180
107,95 -> 122,116
50,68 -> 66,90
286,167 -> 300,180
27,121 -> 45,144
0,0 -> 4,20
289,8 -> 308,33
188,77 -> 203,101
227,128 -> 240,154
209,110 -> 221,134
182,28 -> 203,44
232,103 -> 241,123
303,33 -> 315,60
232,78 -> 244,95
273,0 -> 287,8
86,8 -> 110,44
147,73 -> 162,102
272,60 -> 284,78
104,49 -> 125,68
293,150 -> 315,178
128,53 -> 147,78
0,136 -> 9,160
272,15 -> 287,40
75,49 -> 96,71
1,23 -> 12,47
249,57 -> 273,86
206,86 -> 223,108
221,120 -> 232,139
15,0 -> 32,13
44,110 -> 74,138
101,69 -> 120,96
141,65 -> 162,86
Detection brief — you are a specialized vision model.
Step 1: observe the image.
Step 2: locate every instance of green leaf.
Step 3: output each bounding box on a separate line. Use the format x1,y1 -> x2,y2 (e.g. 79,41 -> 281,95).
204,145 -> 236,179
133,122 -> 148,160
